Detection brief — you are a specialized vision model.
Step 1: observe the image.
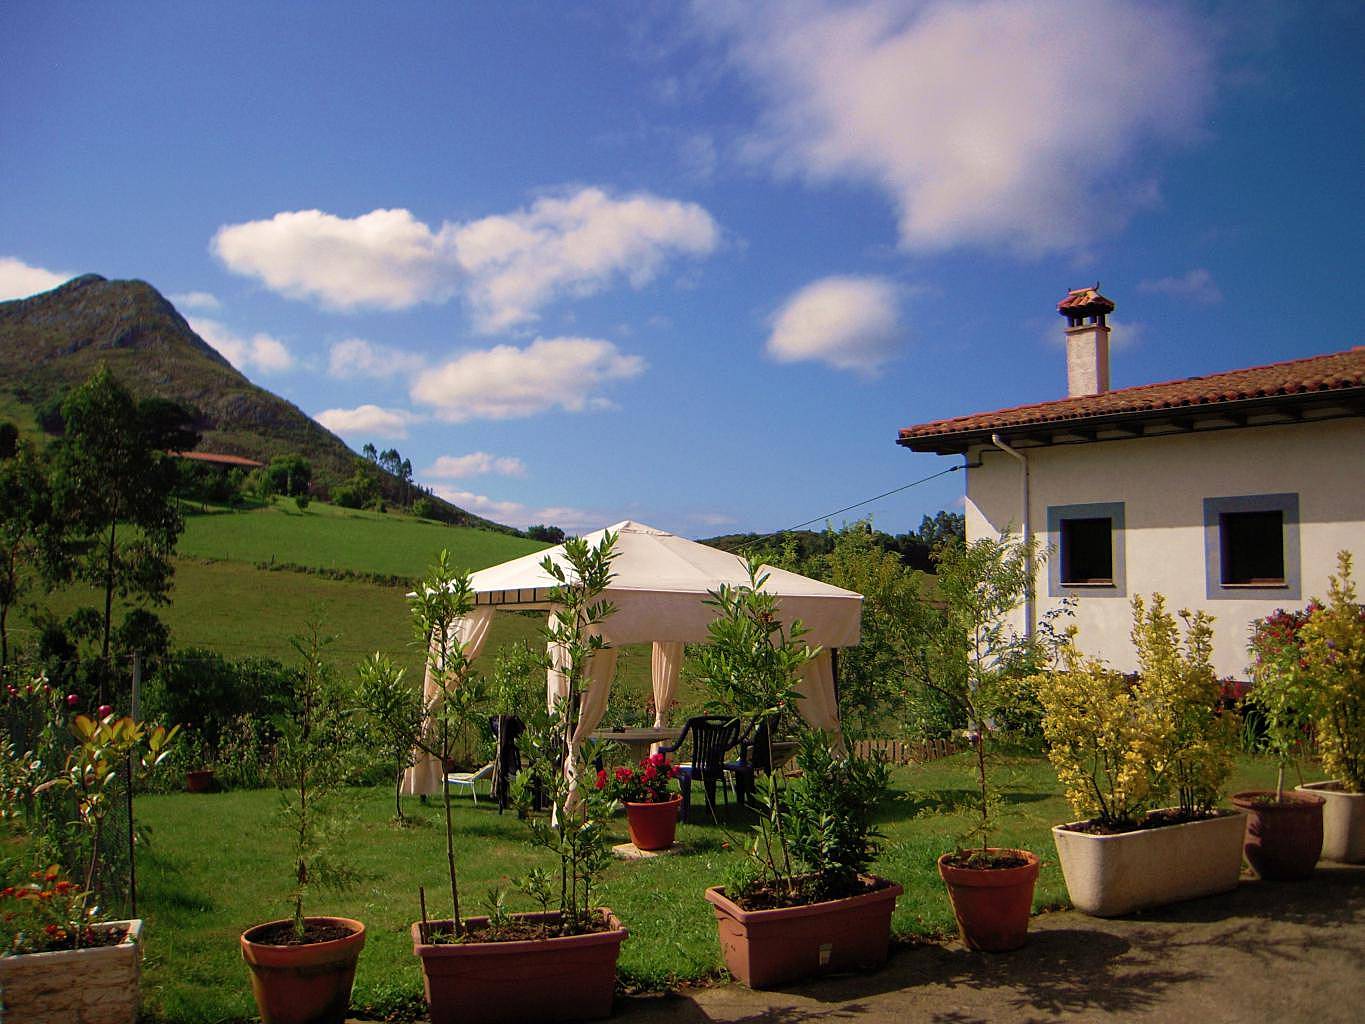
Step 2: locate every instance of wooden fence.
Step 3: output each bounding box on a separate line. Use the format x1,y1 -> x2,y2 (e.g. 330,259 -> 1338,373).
851,737 -> 959,765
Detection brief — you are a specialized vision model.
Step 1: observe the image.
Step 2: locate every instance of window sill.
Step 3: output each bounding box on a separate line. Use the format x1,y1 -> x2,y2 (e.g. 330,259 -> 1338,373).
1219,582 -> 1288,589
1060,581 -> 1116,588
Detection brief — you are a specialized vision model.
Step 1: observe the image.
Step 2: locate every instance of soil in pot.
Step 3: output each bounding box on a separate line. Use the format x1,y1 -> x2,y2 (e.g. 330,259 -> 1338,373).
1231,790 -> 1325,881
240,916 -> 366,1024
0,919 -> 142,1024
938,848 -> 1040,952
625,795 -> 681,851
413,909 -> 627,1024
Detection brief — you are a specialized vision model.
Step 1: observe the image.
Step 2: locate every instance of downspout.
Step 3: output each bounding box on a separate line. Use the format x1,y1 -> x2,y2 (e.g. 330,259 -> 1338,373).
990,433 -> 1034,638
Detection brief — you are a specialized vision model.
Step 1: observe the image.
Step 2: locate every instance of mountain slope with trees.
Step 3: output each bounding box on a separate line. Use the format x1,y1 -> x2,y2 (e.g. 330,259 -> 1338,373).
0,274 -> 502,528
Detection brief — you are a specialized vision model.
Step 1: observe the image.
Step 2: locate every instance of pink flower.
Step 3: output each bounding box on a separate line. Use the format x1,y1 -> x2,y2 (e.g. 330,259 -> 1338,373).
67,694 -> 79,707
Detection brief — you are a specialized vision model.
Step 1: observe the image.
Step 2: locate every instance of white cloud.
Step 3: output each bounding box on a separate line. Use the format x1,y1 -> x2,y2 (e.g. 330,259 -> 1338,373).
313,404 -> 416,439
1138,268 -> 1223,304
169,290 -> 221,311
189,316 -> 294,373
327,337 -> 427,379
766,276 -> 903,373
430,486 -> 600,530
211,188 -> 720,330
410,336 -> 645,422
425,453 -> 527,479
703,0 -> 1211,254
691,512 -> 737,528
212,208 -> 458,311
0,257 -> 70,300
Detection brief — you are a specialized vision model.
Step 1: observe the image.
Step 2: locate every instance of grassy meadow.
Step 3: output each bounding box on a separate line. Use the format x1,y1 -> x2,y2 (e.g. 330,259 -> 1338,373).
135,752 -> 1283,1023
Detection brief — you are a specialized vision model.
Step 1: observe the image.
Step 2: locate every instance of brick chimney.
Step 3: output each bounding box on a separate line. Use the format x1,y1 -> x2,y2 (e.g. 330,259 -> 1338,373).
1058,285 -> 1115,397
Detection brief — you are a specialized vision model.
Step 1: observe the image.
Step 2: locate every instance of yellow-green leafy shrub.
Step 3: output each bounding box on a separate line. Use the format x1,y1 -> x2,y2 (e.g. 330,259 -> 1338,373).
1300,552 -> 1365,793
1033,594 -> 1233,827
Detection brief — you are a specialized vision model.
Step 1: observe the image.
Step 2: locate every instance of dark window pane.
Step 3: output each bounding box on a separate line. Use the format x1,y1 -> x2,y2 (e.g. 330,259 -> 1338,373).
1220,511 -> 1284,585
1061,517 -> 1113,584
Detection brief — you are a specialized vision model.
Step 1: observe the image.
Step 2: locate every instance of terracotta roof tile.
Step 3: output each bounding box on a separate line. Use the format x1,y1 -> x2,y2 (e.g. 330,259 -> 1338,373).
898,346 -> 1365,443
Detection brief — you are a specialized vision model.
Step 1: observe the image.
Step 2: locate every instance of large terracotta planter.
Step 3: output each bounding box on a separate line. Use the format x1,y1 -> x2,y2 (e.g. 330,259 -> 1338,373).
412,909 -> 627,1024
0,919 -> 141,1024
240,916 -> 366,1024
1231,790 -> 1324,880
625,795 -> 681,850
937,849 -> 1040,952
1297,781 -> 1365,863
1052,809 -> 1246,917
704,876 -> 902,989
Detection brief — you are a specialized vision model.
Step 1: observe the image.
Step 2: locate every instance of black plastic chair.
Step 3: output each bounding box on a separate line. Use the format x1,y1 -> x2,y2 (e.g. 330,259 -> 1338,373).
726,718 -> 775,808
659,716 -> 741,822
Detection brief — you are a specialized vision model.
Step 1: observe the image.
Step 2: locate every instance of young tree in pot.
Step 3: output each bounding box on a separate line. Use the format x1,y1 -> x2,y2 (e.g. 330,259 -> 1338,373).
905,535 -> 1045,952
1235,606 -> 1326,879
412,533 -> 628,1024
694,560 -> 899,988
1295,552 -> 1365,862
240,623 -> 365,1024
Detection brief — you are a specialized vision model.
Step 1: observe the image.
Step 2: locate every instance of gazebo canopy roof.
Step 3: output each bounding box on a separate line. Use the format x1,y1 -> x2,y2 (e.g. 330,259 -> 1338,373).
469,520 -> 862,647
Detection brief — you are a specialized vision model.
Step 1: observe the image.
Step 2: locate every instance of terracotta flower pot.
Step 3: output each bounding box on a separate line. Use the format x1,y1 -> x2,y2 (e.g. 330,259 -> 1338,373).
704,877 -> 902,989
186,768 -> 216,793
412,909 -> 627,1024
0,919 -> 141,1024
937,850 -> 1039,952
1297,781 -> 1365,863
240,917 -> 366,1024
625,795 -> 681,850
1231,790 -> 1325,880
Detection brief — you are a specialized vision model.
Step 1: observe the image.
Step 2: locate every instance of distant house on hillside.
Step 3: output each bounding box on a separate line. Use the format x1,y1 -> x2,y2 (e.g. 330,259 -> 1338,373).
897,287 -> 1365,678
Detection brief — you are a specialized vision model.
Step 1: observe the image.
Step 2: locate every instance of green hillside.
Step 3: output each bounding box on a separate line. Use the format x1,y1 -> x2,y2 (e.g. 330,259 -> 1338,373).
0,274 -> 505,529
179,501 -> 546,579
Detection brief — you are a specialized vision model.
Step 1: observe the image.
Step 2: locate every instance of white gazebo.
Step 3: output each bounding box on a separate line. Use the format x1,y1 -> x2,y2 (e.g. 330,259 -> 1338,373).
402,520 -> 863,795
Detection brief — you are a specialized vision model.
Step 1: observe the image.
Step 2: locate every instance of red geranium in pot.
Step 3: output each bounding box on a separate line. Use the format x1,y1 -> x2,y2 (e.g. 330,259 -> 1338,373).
599,753 -> 681,851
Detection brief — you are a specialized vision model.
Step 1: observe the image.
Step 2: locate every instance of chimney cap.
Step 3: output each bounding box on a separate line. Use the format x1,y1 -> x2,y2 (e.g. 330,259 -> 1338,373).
1058,284 -> 1115,317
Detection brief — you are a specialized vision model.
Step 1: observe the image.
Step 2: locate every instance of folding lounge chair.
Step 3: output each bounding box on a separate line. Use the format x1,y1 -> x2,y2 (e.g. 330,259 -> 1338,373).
445,762 -> 496,805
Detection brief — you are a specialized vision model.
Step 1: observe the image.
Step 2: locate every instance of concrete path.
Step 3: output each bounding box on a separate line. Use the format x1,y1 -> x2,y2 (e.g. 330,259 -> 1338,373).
615,863 -> 1365,1024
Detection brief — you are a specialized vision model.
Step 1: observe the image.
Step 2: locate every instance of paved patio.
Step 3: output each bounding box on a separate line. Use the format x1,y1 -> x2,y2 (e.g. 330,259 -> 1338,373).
614,863 -> 1365,1024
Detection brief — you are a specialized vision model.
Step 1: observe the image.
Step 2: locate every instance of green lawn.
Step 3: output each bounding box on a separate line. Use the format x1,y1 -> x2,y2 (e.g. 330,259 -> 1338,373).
133,753 -> 1283,1024
177,501 -> 547,578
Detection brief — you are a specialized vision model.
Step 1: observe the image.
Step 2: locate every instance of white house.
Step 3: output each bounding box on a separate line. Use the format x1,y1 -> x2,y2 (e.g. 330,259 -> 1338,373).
898,286 -> 1365,679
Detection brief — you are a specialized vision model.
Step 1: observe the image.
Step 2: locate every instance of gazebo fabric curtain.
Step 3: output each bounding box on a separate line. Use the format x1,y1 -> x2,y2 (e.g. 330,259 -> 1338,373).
401,606 -> 496,797
651,641 -> 683,727
797,649 -> 844,750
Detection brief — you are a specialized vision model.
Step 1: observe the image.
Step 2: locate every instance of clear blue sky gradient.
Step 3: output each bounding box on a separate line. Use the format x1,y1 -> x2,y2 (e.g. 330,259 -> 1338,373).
3,2 -> 1362,536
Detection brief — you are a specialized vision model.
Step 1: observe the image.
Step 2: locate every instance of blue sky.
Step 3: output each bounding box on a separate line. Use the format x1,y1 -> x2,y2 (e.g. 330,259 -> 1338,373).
3,1 -> 1362,537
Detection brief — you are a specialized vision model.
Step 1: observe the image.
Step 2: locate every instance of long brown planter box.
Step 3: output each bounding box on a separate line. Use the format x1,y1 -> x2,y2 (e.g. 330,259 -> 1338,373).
705,877 -> 902,989
413,909 -> 627,1024
0,919 -> 141,1024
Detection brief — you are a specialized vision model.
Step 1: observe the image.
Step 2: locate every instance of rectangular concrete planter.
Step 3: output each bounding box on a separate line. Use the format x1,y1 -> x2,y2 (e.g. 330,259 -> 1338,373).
705,877 -> 902,989
1052,811 -> 1246,917
412,909 -> 626,1024
1297,781 -> 1365,863
0,918 -> 141,1024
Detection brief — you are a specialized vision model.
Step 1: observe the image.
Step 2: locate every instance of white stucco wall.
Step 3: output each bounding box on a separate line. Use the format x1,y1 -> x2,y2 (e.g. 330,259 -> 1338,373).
965,418 -> 1365,679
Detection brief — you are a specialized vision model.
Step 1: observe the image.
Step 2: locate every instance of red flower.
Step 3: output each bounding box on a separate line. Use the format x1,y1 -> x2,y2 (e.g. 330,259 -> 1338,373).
643,765 -> 658,781
595,769 -> 606,790
614,766 -> 633,781
67,694 -> 79,707
98,704 -> 113,718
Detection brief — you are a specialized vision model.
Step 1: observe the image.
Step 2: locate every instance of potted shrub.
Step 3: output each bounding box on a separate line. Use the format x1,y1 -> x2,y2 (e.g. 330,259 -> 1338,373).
907,536 -> 1044,952
1234,606 -> 1325,879
1034,596 -> 1244,917
411,535 -> 628,1024
0,678 -> 179,1024
240,625 -> 365,1024
694,560 -> 899,988
1295,552 -> 1365,863
597,752 -> 682,851
183,729 -> 217,793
